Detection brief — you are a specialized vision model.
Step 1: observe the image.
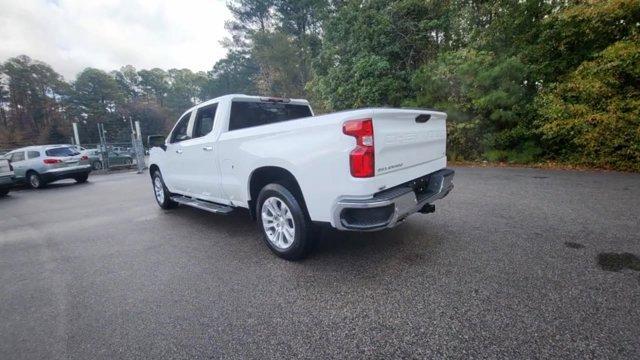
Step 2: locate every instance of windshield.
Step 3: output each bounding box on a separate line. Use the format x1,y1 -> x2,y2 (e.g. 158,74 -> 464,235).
228,101 -> 313,131
45,147 -> 79,157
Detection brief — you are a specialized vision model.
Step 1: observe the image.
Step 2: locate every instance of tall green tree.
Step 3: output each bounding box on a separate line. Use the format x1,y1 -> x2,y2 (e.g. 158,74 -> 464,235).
71,68 -> 126,142
201,50 -> 259,98
0,55 -> 68,144
138,68 -> 169,106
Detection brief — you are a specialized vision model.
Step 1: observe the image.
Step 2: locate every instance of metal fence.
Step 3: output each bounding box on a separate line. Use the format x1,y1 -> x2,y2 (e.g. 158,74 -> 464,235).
81,142 -> 145,171
1,121 -> 147,173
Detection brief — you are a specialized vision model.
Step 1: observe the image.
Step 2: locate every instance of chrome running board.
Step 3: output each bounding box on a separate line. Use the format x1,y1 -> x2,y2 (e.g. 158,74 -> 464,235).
170,195 -> 233,214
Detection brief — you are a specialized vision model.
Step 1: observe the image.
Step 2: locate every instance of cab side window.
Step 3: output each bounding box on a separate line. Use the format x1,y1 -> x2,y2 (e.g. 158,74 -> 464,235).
193,104 -> 217,139
170,112 -> 192,143
27,151 -> 40,159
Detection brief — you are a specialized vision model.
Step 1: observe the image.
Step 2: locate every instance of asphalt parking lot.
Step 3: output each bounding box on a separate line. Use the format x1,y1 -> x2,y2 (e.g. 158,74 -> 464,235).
1,167 -> 639,359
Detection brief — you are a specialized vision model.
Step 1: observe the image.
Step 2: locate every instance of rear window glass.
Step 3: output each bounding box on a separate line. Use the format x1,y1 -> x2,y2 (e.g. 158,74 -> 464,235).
10,152 -> 25,162
228,101 -> 313,131
45,147 -> 78,157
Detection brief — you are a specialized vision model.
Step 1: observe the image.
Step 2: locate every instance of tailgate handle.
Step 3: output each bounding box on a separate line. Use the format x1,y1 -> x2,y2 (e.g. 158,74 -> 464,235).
415,114 -> 431,123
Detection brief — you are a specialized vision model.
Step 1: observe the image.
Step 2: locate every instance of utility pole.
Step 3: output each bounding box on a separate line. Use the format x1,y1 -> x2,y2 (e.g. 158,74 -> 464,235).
72,123 -> 81,147
97,123 -> 109,170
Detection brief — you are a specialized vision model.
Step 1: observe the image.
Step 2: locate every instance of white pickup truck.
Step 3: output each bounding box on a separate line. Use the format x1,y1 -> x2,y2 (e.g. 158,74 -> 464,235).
0,158 -> 14,197
148,94 -> 454,260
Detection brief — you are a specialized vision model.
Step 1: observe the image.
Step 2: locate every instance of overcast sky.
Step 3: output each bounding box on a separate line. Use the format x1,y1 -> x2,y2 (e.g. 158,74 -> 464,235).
0,0 -> 232,80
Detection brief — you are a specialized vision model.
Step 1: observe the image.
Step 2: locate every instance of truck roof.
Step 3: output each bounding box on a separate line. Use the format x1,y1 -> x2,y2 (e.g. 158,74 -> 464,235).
180,94 -> 311,119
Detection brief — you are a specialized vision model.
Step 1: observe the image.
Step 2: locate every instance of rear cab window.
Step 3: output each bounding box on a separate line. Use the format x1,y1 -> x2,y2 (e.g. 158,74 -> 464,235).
45,147 -> 78,157
228,100 -> 313,131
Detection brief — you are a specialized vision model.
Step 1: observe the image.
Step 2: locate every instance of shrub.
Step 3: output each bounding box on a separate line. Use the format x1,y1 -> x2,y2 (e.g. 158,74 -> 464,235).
536,39 -> 640,171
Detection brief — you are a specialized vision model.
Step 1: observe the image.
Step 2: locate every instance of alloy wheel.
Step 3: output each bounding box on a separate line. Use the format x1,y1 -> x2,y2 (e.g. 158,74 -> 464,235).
153,176 -> 165,204
261,196 -> 296,250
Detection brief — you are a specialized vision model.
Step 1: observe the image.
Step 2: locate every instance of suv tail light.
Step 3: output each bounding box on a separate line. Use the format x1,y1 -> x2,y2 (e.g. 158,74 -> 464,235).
81,155 -> 88,160
43,158 -> 62,164
343,118 -> 374,178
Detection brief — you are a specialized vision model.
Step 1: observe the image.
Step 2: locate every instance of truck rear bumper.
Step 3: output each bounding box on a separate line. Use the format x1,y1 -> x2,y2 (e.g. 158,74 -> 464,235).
332,168 -> 454,231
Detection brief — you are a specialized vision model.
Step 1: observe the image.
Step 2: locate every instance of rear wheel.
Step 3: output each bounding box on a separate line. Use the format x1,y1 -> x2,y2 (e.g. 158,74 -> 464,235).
27,171 -> 45,189
74,173 -> 89,183
152,170 -> 178,209
0,188 -> 9,197
257,184 -> 314,260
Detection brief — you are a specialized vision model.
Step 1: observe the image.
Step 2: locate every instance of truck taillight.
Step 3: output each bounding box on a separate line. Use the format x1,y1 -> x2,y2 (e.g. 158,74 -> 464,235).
343,118 -> 374,178
43,158 -> 62,164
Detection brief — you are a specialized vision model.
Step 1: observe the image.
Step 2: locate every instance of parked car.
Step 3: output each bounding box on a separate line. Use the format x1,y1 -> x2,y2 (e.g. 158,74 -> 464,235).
3,145 -> 92,188
0,158 -> 14,196
148,94 -> 454,260
84,149 -> 133,170
110,146 -> 135,157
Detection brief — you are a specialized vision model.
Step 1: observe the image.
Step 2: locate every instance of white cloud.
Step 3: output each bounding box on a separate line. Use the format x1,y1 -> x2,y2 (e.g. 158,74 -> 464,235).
0,0 -> 232,80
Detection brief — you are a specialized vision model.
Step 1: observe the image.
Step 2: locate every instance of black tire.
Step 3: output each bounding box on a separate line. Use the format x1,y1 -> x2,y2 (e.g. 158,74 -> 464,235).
256,183 -> 314,260
92,160 -> 103,170
0,188 -> 9,197
27,171 -> 45,189
152,170 -> 178,209
74,173 -> 89,183
125,158 -> 132,165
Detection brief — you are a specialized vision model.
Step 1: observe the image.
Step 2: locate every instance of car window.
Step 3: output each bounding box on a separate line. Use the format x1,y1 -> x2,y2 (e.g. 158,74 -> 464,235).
10,151 -> 25,162
27,151 -> 40,159
170,112 -> 192,143
45,147 -> 77,157
193,104 -> 218,138
228,101 -> 313,131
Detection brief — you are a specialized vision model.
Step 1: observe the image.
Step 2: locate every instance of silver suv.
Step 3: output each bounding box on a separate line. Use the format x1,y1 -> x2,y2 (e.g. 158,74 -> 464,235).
3,145 -> 92,189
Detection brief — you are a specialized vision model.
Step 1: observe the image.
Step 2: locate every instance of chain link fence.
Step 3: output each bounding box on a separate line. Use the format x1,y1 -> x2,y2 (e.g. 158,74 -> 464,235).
1,122 -> 147,173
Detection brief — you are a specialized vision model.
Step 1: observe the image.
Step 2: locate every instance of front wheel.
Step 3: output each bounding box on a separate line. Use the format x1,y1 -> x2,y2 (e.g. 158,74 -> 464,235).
257,184 -> 314,260
92,160 -> 103,170
0,188 -> 9,197
152,171 -> 178,209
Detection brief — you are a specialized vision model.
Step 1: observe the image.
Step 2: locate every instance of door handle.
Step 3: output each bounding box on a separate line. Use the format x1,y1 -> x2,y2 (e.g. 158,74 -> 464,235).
202,146 -> 213,151
175,149 -> 183,154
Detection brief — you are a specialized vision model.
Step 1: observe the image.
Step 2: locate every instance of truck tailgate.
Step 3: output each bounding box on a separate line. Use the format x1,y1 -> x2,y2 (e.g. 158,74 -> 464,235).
0,159 -> 11,175
372,109 -> 447,176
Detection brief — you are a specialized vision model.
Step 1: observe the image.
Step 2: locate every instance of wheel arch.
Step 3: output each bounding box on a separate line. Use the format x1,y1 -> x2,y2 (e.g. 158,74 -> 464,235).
149,164 -> 160,179
247,166 -> 309,221
25,168 -> 39,178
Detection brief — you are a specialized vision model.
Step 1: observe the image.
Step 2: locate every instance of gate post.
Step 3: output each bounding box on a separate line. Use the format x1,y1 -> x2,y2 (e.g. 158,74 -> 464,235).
133,121 -> 145,173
